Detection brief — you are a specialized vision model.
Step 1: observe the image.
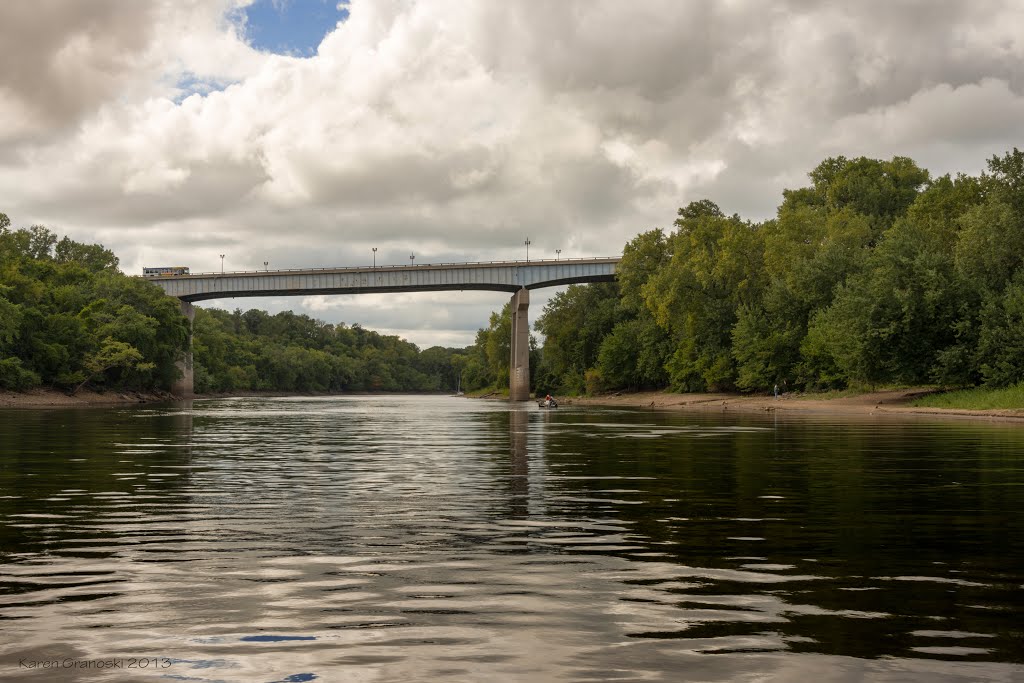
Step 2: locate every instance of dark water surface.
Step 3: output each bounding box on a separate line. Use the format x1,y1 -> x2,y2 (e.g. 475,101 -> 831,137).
1,396 -> 1023,681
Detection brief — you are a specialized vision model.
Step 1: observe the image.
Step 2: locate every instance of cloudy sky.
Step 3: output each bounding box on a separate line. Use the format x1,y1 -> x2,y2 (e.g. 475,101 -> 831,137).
2,0 -> 1022,348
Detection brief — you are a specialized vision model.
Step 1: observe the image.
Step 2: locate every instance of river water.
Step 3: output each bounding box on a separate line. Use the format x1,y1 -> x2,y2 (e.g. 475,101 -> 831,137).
1,396 -> 1022,682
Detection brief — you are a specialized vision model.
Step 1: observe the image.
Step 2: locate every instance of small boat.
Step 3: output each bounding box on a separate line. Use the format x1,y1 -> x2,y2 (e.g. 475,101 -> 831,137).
537,398 -> 558,409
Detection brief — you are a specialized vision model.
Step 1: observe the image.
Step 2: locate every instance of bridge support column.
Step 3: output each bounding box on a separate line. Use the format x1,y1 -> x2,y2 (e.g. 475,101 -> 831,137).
509,288 -> 530,401
171,300 -> 194,397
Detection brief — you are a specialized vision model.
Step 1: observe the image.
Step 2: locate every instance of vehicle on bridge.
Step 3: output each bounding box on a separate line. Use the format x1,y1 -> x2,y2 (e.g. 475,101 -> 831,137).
143,266 -> 190,277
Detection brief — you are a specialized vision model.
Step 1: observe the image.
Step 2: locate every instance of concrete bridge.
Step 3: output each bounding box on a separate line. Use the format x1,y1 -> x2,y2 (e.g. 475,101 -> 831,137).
146,257 -> 620,399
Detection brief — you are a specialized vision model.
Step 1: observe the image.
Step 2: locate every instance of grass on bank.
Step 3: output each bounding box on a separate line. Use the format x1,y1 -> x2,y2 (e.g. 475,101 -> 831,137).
788,384 -> 921,401
911,383 -> 1024,410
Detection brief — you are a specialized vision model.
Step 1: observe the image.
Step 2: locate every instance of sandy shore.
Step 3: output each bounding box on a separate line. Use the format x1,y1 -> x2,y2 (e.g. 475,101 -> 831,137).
0,388 -> 176,408
560,389 -> 1024,422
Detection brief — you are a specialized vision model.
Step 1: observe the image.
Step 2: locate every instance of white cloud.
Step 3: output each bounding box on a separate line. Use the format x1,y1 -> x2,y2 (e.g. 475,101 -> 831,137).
3,0 -> 1024,346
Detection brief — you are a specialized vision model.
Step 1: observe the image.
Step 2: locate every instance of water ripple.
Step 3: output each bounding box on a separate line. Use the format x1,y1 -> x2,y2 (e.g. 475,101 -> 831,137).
1,396 -> 1023,680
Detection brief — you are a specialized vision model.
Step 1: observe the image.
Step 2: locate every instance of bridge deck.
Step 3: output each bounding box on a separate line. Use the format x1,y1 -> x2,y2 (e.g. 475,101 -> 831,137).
145,257 -> 620,302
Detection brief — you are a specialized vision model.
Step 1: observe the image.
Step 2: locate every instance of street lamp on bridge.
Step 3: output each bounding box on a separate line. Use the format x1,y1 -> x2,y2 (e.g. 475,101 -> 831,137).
264,261 -> 268,271
219,254 -> 225,274
525,238 -> 531,262
372,247 -> 377,268
555,249 -> 561,261
409,252 -> 415,265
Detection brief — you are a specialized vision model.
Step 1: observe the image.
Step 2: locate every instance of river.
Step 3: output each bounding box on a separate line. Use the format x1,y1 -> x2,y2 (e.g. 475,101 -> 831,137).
1,396 -> 1022,681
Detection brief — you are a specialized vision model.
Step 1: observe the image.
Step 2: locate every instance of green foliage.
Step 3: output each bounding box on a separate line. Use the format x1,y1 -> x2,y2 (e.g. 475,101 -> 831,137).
0,357 -> 39,390
534,150 -> 1023,398
191,307 -> 462,394
74,338 -> 152,394
974,274 -> 1024,387
802,212 -> 964,386
0,289 -> 21,350
638,201 -> 764,390
190,305 -> 466,395
584,367 -> 605,394
618,229 -> 670,313
0,218 -> 462,396
796,155 -> 929,238
911,383 -> 1024,410
0,221 -> 187,393
596,317 -> 670,390
54,238 -> 119,271
455,303 -> 512,393
535,283 -> 622,394
483,305 -> 512,387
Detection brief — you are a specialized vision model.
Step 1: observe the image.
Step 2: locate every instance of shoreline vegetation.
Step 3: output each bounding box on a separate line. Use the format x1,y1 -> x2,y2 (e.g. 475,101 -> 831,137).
0,214 -> 470,397
525,150 -> 1024,413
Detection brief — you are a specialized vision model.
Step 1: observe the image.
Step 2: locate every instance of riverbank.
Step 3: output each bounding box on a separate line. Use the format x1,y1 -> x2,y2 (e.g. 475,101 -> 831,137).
0,387 -> 176,408
0,388 -> 454,408
560,388 -> 1024,422
8,386 -> 1024,421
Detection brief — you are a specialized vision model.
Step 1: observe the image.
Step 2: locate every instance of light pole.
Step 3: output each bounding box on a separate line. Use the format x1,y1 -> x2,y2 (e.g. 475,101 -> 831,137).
555,249 -> 561,261
409,252 -> 415,265
372,247 -> 377,268
263,261 -> 268,271
219,254 -> 225,274
525,238 -> 531,262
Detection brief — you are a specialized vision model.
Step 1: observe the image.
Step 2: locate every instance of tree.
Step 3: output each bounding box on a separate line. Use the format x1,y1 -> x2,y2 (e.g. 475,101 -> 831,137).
535,283 -> 622,394
619,229 -> 670,313
73,339 -> 153,394
596,316 -> 670,390
799,156 -> 929,239
803,219 -> 961,386
972,275 -> 1024,387
640,202 -> 764,390
54,238 -> 119,271
0,287 -> 21,351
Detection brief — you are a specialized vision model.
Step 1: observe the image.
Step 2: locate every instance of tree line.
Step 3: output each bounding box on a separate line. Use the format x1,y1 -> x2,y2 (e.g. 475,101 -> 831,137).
0,216 -> 466,394
516,149 -> 1024,395
0,218 -> 188,392
192,307 -> 463,393
7,148 -> 1023,398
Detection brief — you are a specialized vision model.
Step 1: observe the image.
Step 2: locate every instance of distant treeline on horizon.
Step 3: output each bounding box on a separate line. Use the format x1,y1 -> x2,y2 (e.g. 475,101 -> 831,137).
4,148 -> 1024,397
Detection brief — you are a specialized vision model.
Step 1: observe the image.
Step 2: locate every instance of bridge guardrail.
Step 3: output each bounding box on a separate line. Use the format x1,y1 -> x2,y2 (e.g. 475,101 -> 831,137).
139,256 -> 621,278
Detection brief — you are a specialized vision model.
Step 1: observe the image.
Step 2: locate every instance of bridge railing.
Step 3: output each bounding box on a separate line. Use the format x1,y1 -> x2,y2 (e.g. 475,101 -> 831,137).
142,256 -> 621,278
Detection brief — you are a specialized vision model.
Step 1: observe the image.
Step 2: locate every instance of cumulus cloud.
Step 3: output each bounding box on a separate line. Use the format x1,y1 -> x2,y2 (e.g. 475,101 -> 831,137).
0,1 -> 157,142
0,1 -> 263,148
2,0 -> 1023,346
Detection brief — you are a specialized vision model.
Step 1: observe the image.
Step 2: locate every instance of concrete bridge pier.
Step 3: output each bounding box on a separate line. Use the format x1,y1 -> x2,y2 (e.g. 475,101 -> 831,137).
509,288 -> 530,401
171,300 -> 195,397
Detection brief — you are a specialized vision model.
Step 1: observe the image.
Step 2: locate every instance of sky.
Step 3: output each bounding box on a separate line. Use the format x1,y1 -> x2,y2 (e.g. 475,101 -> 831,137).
1,0 -> 1023,348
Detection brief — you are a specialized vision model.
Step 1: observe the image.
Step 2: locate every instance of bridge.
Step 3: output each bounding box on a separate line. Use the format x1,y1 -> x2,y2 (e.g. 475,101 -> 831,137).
146,257 -> 620,399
